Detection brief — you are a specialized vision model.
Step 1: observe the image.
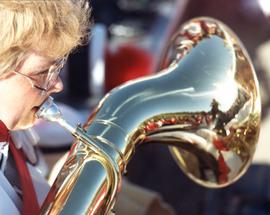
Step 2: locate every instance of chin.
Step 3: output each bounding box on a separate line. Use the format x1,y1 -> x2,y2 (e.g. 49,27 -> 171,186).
14,109 -> 37,130
15,119 -> 36,130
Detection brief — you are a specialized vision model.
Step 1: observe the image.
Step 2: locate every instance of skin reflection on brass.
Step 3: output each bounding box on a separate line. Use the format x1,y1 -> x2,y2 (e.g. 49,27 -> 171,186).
38,17 -> 261,214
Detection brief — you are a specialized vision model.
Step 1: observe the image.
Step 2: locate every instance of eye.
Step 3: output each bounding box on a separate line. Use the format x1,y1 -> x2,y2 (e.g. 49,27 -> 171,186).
33,69 -> 50,76
29,69 -> 50,83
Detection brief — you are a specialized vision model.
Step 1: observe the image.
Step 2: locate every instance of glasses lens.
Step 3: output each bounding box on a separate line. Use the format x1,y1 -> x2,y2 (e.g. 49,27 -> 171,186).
43,58 -> 66,90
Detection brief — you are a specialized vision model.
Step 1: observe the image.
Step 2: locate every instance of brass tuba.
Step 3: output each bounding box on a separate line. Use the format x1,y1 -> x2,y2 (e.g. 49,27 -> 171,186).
37,17 -> 261,214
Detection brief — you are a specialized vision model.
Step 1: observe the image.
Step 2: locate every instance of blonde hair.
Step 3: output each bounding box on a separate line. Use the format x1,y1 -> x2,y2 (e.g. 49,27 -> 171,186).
0,0 -> 91,76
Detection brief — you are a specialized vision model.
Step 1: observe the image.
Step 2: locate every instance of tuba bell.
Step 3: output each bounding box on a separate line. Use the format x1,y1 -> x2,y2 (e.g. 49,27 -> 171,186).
37,17 -> 261,214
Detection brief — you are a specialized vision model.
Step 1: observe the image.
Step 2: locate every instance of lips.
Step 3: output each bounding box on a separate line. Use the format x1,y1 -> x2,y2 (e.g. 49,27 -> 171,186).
32,106 -> 39,113
35,97 -> 49,110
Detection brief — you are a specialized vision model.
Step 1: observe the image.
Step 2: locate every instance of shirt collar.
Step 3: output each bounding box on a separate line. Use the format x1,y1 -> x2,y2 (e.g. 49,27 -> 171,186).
0,120 -> 9,142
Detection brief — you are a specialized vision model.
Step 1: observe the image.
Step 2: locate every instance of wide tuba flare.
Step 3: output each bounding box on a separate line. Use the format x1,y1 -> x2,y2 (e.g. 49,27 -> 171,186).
37,17 -> 261,215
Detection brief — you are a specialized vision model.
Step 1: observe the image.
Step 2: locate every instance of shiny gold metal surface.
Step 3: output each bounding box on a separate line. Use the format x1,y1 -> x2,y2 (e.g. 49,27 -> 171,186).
38,17 -> 261,215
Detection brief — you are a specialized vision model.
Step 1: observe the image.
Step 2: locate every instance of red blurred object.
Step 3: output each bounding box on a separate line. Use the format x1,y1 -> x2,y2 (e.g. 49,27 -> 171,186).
105,44 -> 154,92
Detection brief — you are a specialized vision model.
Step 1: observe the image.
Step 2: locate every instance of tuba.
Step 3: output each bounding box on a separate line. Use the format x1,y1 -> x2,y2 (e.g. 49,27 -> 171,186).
37,17 -> 261,214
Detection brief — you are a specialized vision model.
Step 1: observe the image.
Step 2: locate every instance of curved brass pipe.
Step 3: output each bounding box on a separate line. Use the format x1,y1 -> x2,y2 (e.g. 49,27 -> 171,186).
37,17 -> 261,214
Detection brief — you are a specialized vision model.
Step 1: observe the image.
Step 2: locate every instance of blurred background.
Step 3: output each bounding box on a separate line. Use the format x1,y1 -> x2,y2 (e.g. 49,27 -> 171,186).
39,0 -> 270,214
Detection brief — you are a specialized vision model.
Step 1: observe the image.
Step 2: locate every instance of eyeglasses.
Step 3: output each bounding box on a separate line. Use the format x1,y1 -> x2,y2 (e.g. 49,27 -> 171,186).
13,57 -> 67,94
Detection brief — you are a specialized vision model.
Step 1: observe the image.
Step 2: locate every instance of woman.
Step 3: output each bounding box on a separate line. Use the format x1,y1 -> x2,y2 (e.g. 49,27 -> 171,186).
0,1 -> 90,214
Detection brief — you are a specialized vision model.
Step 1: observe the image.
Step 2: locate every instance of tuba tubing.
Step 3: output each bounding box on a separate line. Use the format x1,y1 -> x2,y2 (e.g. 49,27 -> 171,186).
37,17 -> 261,214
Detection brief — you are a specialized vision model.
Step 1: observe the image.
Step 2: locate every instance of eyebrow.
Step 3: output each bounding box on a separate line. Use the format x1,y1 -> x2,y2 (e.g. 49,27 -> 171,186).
29,57 -> 66,76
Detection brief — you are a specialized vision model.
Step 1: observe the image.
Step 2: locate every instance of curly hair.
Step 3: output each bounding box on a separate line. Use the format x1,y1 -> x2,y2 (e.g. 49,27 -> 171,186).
0,0 -> 91,76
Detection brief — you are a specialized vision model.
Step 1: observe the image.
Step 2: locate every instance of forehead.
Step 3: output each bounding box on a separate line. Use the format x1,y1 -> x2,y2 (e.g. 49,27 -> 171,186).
18,52 -> 56,74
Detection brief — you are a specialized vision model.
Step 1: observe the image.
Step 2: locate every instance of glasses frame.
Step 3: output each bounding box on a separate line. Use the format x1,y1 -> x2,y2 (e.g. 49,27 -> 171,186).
13,57 -> 67,95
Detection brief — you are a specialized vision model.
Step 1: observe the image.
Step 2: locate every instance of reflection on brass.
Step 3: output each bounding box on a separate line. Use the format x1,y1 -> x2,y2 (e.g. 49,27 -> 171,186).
37,17 -> 261,214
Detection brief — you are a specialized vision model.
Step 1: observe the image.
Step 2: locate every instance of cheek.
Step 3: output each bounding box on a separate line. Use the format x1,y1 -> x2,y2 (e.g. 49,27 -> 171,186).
21,89 -> 42,109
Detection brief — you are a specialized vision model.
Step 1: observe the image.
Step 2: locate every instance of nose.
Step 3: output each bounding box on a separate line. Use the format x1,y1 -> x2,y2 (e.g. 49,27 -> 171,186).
49,77 -> 64,94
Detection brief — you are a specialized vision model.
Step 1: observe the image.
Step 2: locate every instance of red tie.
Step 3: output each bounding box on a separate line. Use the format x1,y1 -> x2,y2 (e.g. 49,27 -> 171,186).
8,138 -> 40,215
0,120 -> 40,215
